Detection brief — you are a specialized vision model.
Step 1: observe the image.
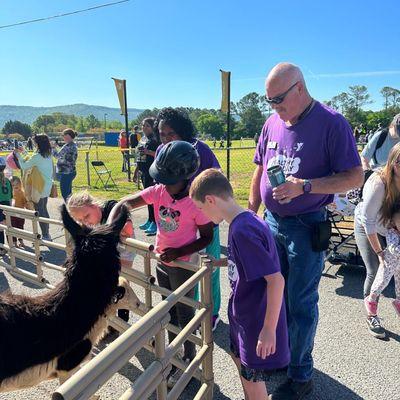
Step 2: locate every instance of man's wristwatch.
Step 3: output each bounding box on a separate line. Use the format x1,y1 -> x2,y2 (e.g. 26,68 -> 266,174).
303,179 -> 312,194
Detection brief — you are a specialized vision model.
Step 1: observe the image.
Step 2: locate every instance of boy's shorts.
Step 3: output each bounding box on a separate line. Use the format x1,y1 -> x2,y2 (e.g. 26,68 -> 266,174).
230,341 -> 273,382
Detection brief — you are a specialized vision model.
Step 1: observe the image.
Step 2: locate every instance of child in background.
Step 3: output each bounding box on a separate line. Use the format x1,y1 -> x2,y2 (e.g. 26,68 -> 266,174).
364,210 -> 400,321
10,176 -> 29,247
190,169 -> 289,400
0,157 -> 13,255
107,141 -> 213,388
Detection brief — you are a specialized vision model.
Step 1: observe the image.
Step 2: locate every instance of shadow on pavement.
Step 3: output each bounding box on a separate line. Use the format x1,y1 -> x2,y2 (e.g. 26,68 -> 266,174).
116,347 -> 231,400
0,270 -> 10,293
334,264 -> 395,300
312,369 -> 364,400
212,319 -> 230,352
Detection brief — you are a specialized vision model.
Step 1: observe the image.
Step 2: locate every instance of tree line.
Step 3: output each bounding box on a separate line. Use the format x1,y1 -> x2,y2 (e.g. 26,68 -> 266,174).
2,85 -> 399,141
324,85 -> 400,133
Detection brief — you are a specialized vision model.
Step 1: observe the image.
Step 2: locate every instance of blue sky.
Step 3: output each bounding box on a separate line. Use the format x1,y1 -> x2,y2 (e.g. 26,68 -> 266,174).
1,0 -> 399,111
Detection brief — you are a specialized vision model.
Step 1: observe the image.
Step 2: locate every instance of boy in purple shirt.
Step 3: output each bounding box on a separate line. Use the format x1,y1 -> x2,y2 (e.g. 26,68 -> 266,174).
190,169 -> 289,400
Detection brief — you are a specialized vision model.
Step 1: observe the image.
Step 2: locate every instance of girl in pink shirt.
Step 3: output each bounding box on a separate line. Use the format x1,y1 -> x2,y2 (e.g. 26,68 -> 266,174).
108,141 -> 213,387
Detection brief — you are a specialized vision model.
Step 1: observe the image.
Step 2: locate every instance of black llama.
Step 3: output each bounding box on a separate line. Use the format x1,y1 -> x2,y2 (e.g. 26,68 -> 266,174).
0,204 -> 141,391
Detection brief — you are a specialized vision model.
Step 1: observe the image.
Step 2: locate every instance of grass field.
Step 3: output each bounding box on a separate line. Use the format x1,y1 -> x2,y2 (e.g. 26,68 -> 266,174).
71,140 -> 256,205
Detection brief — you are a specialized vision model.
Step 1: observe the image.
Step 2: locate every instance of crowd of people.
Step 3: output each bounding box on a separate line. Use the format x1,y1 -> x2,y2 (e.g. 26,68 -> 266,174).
1,61 -> 400,400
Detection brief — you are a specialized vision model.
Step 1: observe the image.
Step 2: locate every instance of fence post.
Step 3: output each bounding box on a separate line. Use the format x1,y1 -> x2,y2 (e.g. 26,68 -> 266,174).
4,211 -> 17,273
154,329 -> 168,400
95,139 -> 99,160
127,150 -> 131,182
143,254 -> 152,310
85,151 -> 91,187
200,255 -> 214,399
31,213 -> 44,282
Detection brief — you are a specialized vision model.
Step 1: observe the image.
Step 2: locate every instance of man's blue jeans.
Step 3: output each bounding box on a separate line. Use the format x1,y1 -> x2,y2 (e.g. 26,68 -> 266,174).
58,172 -> 76,201
265,209 -> 325,382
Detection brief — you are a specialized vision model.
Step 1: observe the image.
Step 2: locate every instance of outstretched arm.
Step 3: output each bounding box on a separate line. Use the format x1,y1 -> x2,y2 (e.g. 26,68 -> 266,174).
160,222 -> 214,263
107,193 -> 147,224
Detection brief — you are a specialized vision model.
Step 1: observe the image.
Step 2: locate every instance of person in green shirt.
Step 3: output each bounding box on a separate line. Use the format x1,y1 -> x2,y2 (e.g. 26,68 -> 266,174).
0,157 -> 13,255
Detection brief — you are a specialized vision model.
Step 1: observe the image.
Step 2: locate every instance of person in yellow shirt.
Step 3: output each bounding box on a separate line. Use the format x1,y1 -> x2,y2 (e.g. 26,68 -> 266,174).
11,176 -> 30,247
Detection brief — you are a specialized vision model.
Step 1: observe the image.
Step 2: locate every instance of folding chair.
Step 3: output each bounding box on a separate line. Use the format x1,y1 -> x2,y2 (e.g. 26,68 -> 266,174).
91,160 -> 117,190
324,194 -> 363,273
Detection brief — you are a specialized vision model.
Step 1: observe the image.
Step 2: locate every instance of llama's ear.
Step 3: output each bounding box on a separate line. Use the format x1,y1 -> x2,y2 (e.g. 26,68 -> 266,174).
61,204 -> 83,239
109,205 -> 129,235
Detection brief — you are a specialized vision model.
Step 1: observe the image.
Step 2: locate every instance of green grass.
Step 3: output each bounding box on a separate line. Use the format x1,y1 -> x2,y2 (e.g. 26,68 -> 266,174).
73,141 -> 256,205
0,140 -> 257,205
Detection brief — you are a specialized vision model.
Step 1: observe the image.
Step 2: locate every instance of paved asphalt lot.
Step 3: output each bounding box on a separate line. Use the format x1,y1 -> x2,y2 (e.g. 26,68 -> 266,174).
0,198 -> 399,400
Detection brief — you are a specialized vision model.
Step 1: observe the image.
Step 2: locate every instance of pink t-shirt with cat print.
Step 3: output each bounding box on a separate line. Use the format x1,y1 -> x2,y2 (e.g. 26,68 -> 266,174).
140,184 -> 210,263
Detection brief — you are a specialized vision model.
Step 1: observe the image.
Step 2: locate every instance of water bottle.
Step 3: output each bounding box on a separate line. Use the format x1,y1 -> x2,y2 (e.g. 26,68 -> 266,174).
267,165 -> 291,203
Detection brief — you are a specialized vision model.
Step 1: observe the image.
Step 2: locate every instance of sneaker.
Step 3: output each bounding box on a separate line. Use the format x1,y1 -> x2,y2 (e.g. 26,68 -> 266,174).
167,366 -> 182,389
366,315 -> 386,339
167,357 -> 191,388
18,238 -> 24,247
364,296 -> 378,316
271,378 -> 313,400
139,220 -> 151,230
212,314 -> 220,332
392,300 -> 400,317
145,222 -> 157,236
42,234 -> 52,241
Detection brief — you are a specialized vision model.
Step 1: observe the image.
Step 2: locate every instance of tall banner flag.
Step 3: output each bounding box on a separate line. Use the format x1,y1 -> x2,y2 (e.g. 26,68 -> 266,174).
112,78 -> 126,115
220,70 -> 231,113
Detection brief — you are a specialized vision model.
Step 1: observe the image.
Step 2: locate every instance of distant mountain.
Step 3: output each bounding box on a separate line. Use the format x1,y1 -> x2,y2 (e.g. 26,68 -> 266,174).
0,104 -> 144,127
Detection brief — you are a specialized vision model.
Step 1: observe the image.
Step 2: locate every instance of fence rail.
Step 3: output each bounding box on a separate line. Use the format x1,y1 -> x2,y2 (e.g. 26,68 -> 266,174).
0,205 -> 214,400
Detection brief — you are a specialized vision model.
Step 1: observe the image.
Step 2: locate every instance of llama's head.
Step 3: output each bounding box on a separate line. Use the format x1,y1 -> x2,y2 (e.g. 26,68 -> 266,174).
61,203 -> 129,264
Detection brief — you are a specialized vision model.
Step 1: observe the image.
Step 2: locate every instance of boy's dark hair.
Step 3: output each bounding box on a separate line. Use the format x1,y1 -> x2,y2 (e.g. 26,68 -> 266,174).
33,134 -> 52,158
190,168 -> 233,202
156,107 -> 196,142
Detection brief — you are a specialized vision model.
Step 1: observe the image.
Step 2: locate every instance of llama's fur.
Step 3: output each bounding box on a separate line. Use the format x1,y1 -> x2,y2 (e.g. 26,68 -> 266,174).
0,205 -> 142,392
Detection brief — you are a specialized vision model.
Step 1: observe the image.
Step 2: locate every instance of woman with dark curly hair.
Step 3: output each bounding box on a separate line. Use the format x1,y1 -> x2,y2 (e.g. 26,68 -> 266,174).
52,128 -> 78,201
154,107 -> 223,332
15,134 -> 53,240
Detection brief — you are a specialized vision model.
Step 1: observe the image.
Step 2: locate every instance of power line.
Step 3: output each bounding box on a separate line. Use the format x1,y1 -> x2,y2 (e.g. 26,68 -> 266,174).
0,0 -> 130,30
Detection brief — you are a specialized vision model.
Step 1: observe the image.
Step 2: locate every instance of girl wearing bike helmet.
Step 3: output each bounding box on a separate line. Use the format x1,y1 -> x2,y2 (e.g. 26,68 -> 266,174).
107,140 -> 213,388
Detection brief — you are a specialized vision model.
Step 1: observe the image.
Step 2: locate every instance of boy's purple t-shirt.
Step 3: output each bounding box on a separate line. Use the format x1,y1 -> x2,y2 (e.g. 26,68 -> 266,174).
228,211 -> 289,370
155,139 -> 220,182
253,102 -> 361,217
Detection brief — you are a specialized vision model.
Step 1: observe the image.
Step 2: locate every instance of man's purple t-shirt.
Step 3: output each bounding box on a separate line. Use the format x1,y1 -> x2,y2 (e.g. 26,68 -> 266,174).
228,211 -> 290,370
155,139 -> 220,182
253,102 -> 361,217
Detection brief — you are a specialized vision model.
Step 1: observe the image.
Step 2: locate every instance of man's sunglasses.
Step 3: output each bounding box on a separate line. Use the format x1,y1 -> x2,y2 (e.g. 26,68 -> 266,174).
265,81 -> 299,105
